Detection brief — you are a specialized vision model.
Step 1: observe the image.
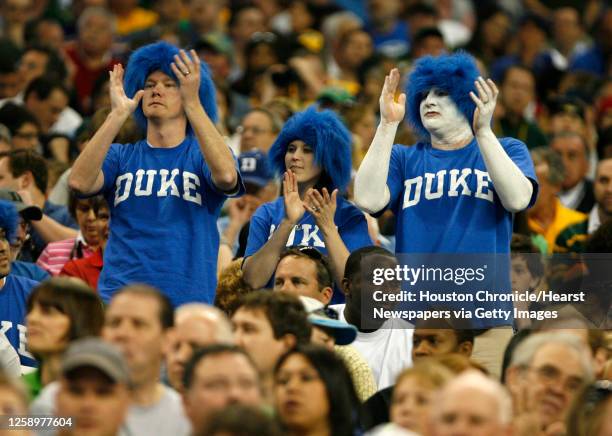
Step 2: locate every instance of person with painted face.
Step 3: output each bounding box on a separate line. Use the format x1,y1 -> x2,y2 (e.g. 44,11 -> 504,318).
242,107 -> 372,295
354,53 -> 539,374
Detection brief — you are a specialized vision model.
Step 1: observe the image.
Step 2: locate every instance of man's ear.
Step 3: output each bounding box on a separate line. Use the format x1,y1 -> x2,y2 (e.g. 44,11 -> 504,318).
320,286 -> 333,305
458,341 -> 473,357
341,278 -> 350,297
505,366 -> 522,396
18,171 -> 33,190
281,333 -> 297,352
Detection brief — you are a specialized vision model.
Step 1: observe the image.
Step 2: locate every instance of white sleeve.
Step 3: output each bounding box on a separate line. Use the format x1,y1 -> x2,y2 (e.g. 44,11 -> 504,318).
354,122 -> 399,214
476,130 -> 533,212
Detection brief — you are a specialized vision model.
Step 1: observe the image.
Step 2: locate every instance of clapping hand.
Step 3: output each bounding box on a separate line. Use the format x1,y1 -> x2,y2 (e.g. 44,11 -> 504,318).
304,188 -> 337,233
109,64 -> 144,118
379,68 -> 406,125
469,76 -> 498,135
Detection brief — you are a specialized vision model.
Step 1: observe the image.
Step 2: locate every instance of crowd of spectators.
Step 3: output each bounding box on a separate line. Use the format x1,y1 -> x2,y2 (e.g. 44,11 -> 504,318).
0,0 -> 611,435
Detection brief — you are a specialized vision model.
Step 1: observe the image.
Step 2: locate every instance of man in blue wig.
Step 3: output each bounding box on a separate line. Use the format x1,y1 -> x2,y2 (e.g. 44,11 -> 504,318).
69,42 -> 243,307
354,53 -> 539,377
0,199 -> 39,367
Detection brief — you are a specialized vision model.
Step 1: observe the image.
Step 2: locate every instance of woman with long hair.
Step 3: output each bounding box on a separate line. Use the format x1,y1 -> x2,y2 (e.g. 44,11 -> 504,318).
242,107 -> 372,292
22,278 -> 105,399
274,344 -> 360,436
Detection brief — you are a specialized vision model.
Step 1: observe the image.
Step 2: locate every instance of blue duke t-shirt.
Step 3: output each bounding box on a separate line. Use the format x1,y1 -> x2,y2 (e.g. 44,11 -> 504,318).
245,196 -> 373,297
386,137 -> 538,254
0,274 -> 38,367
384,138 -> 538,327
98,137 -> 243,307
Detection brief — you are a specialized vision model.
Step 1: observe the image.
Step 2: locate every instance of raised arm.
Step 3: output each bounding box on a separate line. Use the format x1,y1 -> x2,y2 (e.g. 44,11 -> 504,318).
242,170 -> 304,289
171,50 -> 238,192
354,68 -> 406,214
470,77 -> 533,212
69,64 -> 143,195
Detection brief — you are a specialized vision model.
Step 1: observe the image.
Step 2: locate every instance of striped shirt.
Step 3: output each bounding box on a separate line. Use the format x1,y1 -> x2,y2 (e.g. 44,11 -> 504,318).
36,234 -> 95,276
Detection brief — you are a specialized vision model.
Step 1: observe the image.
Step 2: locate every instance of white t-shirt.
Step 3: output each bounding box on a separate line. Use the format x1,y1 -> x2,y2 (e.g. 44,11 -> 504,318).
331,304 -> 413,390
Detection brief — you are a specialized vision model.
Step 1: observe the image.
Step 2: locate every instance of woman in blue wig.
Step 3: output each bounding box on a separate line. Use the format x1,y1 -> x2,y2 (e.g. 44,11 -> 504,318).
353,53 -> 539,375
242,107 -> 372,295
69,42 -> 243,307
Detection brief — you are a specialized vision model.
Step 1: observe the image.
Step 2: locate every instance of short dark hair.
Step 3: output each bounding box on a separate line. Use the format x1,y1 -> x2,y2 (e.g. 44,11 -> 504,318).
511,233 -> 545,278
114,284 -> 174,330
344,245 -> 395,281
199,404 -> 281,436
183,344 -> 258,390
68,192 -> 108,220
27,278 -> 105,343
235,291 -> 311,345
278,247 -> 333,290
23,76 -> 68,101
21,44 -> 68,83
275,345 -> 359,436
501,64 -> 535,86
1,149 -> 48,193
0,103 -> 40,135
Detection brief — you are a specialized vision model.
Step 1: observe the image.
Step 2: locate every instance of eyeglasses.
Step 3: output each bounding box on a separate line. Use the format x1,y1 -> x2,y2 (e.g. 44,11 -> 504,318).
526,364 -> 585,393
236,125 -> 272,135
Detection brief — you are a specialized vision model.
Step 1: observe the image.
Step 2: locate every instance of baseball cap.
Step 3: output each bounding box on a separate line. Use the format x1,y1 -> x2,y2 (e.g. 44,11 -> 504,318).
298,296 -> 357,345
0,189 -> 42,221
62,338 -> 130,385
316,87 -> 355,106
238,150 -> 274,187
308,310 -> 357,346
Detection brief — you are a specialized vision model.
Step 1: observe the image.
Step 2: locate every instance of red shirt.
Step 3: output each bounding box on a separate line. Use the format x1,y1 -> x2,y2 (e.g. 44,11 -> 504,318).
64,44 -> 120,113
60,248 -> 103,290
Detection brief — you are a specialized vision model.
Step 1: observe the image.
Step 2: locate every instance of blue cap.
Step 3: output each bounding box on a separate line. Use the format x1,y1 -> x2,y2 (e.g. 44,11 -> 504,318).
308,313 -> 357,346
238,150 -> 274,187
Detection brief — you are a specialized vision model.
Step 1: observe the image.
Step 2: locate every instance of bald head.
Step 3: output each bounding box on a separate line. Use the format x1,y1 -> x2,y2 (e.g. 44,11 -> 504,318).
432,371 -> 512,436
166,304 -> 234,391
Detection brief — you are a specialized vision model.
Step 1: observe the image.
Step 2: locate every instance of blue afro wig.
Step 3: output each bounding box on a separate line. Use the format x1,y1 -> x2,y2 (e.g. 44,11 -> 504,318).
268,106 -> 352,191
0,200 -> 18,244
123,41 -> 217,134
406,52 -> 481,139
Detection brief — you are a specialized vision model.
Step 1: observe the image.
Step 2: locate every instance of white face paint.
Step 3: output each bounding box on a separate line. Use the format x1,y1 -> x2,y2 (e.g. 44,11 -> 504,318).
419,88 -> 473,147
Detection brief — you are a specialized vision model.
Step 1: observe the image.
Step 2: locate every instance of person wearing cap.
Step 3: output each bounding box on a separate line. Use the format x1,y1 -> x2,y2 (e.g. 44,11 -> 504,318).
68,41 -> 243,307
219,149 -> 277,259
0,150 -> 79,261
0,199 -> 39,368
55,338 -> 131,436
0,188 -> 49,282
306,305 -> 377,403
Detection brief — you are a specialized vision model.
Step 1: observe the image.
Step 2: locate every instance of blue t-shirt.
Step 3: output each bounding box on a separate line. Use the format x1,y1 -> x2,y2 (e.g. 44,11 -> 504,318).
383,137 -> 538,327
12,261 -> 50,282
0,274 -> 39,367
245,196 -> 373,301
386,137 -> 538,254
98,137 -> 243,307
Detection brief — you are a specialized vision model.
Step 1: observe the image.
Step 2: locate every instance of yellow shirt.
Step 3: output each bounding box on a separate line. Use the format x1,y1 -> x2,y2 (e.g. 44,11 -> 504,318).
528,198 -> 587,253
116,8 -> 159,36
